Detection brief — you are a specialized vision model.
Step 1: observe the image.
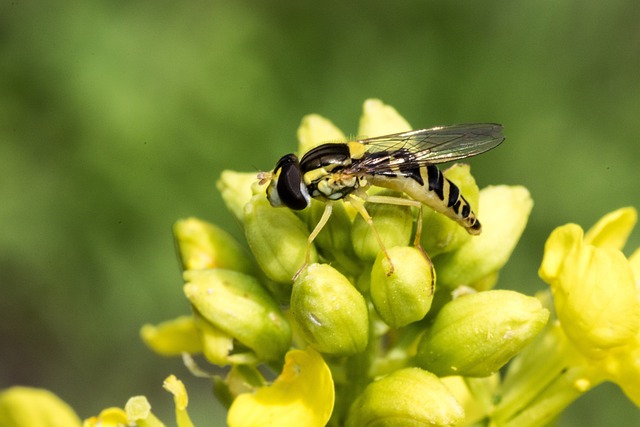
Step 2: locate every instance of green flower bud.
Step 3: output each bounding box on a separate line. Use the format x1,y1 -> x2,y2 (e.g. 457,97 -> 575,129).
421,164 -> 478,256
183,269 -> 291,364
0,387 -> 81,427
434,185 -> 533,290
173,217 -> 254,273
217,170 -> 262,222
345,367 -> 464,427
243,195 -> 318,284
351,191 -> 414,262
370,246 -> 435,328
291,263 -> 368,355
415,290 -> 549,377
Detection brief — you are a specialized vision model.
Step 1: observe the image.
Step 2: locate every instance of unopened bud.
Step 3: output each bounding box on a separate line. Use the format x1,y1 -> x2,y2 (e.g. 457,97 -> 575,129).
346,367 -> 464,427
243,195 -> 318,284
370,246 -> 435,328
173,217 -> 254,273
217,171 -> 262,222
434,186 -> 533,290
415,290 -> 549,377
351,191 -> 413,262
183,269 -> 291,364
291,264 -> 368,355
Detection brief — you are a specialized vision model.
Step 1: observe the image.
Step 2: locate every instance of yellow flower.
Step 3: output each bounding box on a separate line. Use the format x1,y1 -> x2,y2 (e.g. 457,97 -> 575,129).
227,348 -> 334,427
539,207 -> 640,404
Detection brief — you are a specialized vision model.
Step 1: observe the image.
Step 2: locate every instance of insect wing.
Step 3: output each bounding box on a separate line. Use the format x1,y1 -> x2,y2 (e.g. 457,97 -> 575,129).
350,123 -> 504,173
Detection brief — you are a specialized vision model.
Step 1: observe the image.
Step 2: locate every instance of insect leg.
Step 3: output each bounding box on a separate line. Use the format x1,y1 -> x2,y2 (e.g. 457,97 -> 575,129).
362,194 -> 430,264
346,194 -> 395,275
292,202 -> 334,281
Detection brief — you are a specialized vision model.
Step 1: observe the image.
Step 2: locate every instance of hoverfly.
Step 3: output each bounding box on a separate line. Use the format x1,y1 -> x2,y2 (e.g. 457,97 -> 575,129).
258,123 -> 504,279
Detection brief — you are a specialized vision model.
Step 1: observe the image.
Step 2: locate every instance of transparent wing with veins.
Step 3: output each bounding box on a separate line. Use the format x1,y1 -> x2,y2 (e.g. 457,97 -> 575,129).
346,123 -> 504,174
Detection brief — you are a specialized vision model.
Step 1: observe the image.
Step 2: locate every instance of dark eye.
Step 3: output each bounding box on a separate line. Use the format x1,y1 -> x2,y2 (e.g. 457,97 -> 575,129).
275,154 -> 310,210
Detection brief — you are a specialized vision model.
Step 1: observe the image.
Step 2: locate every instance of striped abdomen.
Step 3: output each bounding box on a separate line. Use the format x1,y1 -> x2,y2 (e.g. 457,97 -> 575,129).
368,164 -> 482,234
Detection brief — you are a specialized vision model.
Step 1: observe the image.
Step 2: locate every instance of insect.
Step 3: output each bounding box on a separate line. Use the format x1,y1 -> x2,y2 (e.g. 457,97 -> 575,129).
258,123 -> 504,279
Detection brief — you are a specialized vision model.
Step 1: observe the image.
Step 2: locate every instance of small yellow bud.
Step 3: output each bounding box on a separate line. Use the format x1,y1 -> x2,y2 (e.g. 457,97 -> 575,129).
291,264 -> 368,355
370,246 -> 435,328
217,171 -> 262,222
435,185 -> 533,289
297,114 -> 346,155
243,195 -> 317,284
416,290 -> 549,377
357,99 -> 412,137
183,269 -> 291,364
346,368 -> 464,427
351,191 -> 413,262
173,217 -> 254,273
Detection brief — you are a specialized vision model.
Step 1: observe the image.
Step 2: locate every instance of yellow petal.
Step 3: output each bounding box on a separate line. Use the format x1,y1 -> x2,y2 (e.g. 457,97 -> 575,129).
0,387 -> 81,427
297,114 -> 346,155
614,338 -> 640,406
593,333 -> 640,407
538,224 -> 583,283
629,247 -> 640,285
584,207 -> 637,250
227,348 -> 335,427
357,99 -> 412,137
140,316 -> 202,357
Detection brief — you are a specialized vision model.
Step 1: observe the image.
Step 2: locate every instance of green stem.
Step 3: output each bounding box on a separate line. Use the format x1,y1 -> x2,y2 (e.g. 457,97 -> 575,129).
490,322 -> 603,427
329,309 -> 378,426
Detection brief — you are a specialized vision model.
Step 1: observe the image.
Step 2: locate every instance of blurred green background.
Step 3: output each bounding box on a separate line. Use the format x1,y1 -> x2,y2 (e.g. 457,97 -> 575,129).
1,0 -> 638,425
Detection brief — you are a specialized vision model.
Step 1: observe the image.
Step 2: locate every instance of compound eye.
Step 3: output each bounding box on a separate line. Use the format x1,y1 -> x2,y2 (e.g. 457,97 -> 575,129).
274,155 -> 310,210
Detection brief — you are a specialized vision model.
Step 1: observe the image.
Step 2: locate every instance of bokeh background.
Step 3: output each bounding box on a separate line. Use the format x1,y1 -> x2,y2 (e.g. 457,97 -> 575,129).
1,0 -> 638,425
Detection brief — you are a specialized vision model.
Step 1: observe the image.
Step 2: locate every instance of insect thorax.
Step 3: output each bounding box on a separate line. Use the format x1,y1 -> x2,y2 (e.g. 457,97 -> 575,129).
306,170 -> 367,201
299,143 -> 367,201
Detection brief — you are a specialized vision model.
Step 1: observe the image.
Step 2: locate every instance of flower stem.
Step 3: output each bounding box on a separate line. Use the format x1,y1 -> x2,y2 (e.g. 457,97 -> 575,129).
491,321 -> 604,427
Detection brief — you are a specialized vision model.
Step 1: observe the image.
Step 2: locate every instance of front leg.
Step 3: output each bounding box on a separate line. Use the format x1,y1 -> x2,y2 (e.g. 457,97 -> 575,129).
292,202 -> 334,281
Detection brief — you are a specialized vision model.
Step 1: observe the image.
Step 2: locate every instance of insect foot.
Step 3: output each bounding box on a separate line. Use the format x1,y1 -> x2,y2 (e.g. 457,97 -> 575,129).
370,246 -> 436,328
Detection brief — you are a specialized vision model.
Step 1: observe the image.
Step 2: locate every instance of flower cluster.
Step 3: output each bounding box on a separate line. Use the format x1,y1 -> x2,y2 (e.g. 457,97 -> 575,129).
1,100 -> 637,426
139,99 -> 544,426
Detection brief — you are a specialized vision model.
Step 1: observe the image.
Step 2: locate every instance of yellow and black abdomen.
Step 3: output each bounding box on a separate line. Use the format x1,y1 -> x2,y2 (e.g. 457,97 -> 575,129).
368,164 -> 482,235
